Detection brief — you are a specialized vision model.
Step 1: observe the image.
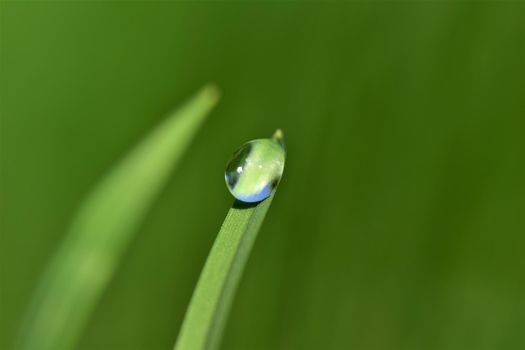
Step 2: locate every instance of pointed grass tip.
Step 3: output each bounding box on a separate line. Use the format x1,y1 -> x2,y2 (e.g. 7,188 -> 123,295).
201,83 -> 221,106
272,129 -> 285,150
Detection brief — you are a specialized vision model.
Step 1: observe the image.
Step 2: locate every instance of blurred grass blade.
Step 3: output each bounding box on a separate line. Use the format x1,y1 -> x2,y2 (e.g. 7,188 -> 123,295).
17,85 -> 220,350
174,131 -> 284,350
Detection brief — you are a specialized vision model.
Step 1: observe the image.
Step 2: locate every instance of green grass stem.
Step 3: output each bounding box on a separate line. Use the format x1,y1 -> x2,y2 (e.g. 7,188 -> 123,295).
174,131 -> 284,350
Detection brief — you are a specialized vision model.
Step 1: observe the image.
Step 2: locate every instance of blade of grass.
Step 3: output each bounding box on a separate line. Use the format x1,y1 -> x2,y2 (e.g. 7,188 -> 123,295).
17,85 -> 219,350
174,131 -> 284,350
175,198 -> 274,350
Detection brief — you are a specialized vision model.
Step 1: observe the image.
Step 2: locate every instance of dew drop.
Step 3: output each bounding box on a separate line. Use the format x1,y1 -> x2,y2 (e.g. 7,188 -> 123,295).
225,132 -> 285,203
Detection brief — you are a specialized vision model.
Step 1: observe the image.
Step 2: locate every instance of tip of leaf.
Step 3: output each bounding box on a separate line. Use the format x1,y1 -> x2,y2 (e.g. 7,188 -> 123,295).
201,83 -> 221,106
272,128 -> 284,141
272,129 -> 286,150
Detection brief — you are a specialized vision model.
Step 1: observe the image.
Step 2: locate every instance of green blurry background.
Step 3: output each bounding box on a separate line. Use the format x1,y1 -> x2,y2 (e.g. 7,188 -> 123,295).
1,2 -> 524,349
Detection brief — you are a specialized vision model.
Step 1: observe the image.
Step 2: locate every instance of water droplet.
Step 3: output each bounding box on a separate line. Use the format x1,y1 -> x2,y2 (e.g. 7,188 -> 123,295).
225,133 -> 285,203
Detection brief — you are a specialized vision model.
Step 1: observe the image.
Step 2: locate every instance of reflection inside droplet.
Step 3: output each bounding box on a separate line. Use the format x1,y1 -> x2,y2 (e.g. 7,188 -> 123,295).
225,138 -> 285,203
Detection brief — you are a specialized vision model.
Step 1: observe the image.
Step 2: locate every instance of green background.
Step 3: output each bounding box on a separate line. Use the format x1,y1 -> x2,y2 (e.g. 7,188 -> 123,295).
1,2 -> 524,349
